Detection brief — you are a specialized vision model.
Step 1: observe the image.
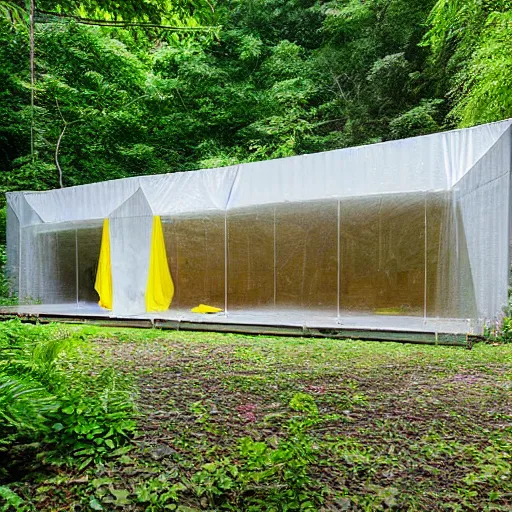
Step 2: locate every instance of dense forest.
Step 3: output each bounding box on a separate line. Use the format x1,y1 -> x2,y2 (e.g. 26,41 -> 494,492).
0,0 -> 512,242
1,3 -> 512,510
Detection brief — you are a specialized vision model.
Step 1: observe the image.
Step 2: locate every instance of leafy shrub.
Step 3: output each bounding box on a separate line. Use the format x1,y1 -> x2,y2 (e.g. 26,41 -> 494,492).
190,392 -> 324,510
0,485 -> 26,512
389,100 -> 444,139
0,245 -> 14,306
0,207 -> 5,245
485,316 -> 512,344
0,320 -> 137,479
0,321 -> 64,441
45,368 -> 137,469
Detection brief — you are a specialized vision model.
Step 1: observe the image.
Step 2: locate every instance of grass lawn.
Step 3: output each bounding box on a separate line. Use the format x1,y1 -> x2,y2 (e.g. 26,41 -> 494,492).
2,325 -> 512,511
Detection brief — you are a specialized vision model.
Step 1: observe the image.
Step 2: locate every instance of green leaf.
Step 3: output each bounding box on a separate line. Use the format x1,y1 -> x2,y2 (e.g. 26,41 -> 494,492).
110,489 -> 131,506
89,498 -> 104,511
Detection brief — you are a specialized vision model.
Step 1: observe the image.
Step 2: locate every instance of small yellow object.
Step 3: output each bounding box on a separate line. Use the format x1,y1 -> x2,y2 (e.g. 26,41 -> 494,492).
146,216 -> 174,312
191,304 -> 223,314
95,219 -> 113,310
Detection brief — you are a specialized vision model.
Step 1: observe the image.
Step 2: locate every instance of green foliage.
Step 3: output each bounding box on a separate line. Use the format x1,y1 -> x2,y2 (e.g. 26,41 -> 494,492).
0,485 -> 26,512
0,0 -> 453,209
189,392 -> 323,510
135,477 -> 186,510
0,0 -> 509,215
0,321 -> 63,439
44,367 -> 137,468
0,320 -> 137,482
423,0 -> 512,126
485,316 -> 512,344
0,1 -> 25,25
0,245 -> 13,305
450,10 -> 512,126
389,99 -> 443,139
0,208 -> 5,244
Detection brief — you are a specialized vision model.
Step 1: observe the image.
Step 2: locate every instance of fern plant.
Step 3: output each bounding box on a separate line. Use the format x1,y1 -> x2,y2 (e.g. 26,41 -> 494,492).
0,321 -> 66,440
0,374 -> 58,437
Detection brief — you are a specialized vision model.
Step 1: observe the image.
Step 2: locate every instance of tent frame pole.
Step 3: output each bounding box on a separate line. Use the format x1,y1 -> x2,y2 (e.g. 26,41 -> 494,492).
337,199 -> 340,323
273,206 -> 277,306
424,193 -> 428,322
224,212 -> 228,316
75,229 -> 79,307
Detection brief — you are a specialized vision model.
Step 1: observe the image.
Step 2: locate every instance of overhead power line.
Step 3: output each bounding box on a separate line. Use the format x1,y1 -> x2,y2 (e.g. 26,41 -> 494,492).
34,9 -> 219,31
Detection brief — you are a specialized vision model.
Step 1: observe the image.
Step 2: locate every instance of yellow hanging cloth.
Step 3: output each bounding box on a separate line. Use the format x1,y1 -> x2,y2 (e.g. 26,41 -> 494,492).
146,216 -> 174,312
191,304 -> 223,314
94,219 -> 113,310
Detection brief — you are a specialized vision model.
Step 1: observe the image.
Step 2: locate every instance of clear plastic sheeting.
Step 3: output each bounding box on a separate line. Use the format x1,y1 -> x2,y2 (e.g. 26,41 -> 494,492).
164,213 -> 225,310
227,206 -> 275,311
5,119 -> 512,334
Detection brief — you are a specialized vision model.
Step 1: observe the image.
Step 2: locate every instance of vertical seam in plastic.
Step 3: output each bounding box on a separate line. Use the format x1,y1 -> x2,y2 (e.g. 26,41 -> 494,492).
506,127 -> 512,292
175,226 -> 180,306
75,228 -> 79,307
273,205 -> 277,307
378,199 -> 382,271
224,212 -> 228,317
337,199 -> 340,323
223,165 -> 240,317
18,225 -> 22,299
424,192 -> 428,322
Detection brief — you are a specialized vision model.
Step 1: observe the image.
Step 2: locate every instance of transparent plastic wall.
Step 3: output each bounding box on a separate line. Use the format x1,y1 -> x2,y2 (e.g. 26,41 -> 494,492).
162,212 -> 225,310
225,201 -> 338,313
339,193 -> 426,316
21,225 -> 76,304
5,120 -> 512,332
275,201 -> 338,312
76,224 -> 103,303
15,221 -> 103,306
227,205 -> 274,310
222,192 -> 473,321
6,190 -> 483,327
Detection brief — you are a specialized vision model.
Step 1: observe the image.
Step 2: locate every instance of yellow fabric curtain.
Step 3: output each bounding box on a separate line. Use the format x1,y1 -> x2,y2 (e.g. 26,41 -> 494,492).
94,219 -> 113,310
191,304 -> 223,314
146,216 -> 174,312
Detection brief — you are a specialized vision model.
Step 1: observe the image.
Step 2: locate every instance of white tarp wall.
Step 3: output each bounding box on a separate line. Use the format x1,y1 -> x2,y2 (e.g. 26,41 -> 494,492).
109,188 -> 154,316
453,125 -> 512,323
5,119 -> 512,333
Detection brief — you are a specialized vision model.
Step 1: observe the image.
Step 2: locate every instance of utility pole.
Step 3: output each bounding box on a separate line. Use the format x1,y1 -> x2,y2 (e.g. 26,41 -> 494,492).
29,0 -> 35,161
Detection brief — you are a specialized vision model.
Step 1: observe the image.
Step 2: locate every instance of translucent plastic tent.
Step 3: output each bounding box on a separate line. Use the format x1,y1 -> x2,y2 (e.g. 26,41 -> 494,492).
5,119 -> 512,335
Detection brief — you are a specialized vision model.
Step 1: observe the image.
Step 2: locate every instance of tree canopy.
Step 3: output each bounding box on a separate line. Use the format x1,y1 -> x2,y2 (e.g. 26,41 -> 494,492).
0,0 -> 511,208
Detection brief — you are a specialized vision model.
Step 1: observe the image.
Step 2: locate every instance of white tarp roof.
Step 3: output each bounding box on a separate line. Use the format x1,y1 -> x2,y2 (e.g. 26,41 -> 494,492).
7,118 -> 512,226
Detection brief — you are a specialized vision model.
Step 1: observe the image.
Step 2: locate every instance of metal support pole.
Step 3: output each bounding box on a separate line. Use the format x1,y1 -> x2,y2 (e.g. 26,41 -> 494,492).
224,212 -> 228,316
273,206 -> 277,306
18,226 -> 22,300
424,193 -> 428,322
75,229 -> 79,307
337,200 -> 341,323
